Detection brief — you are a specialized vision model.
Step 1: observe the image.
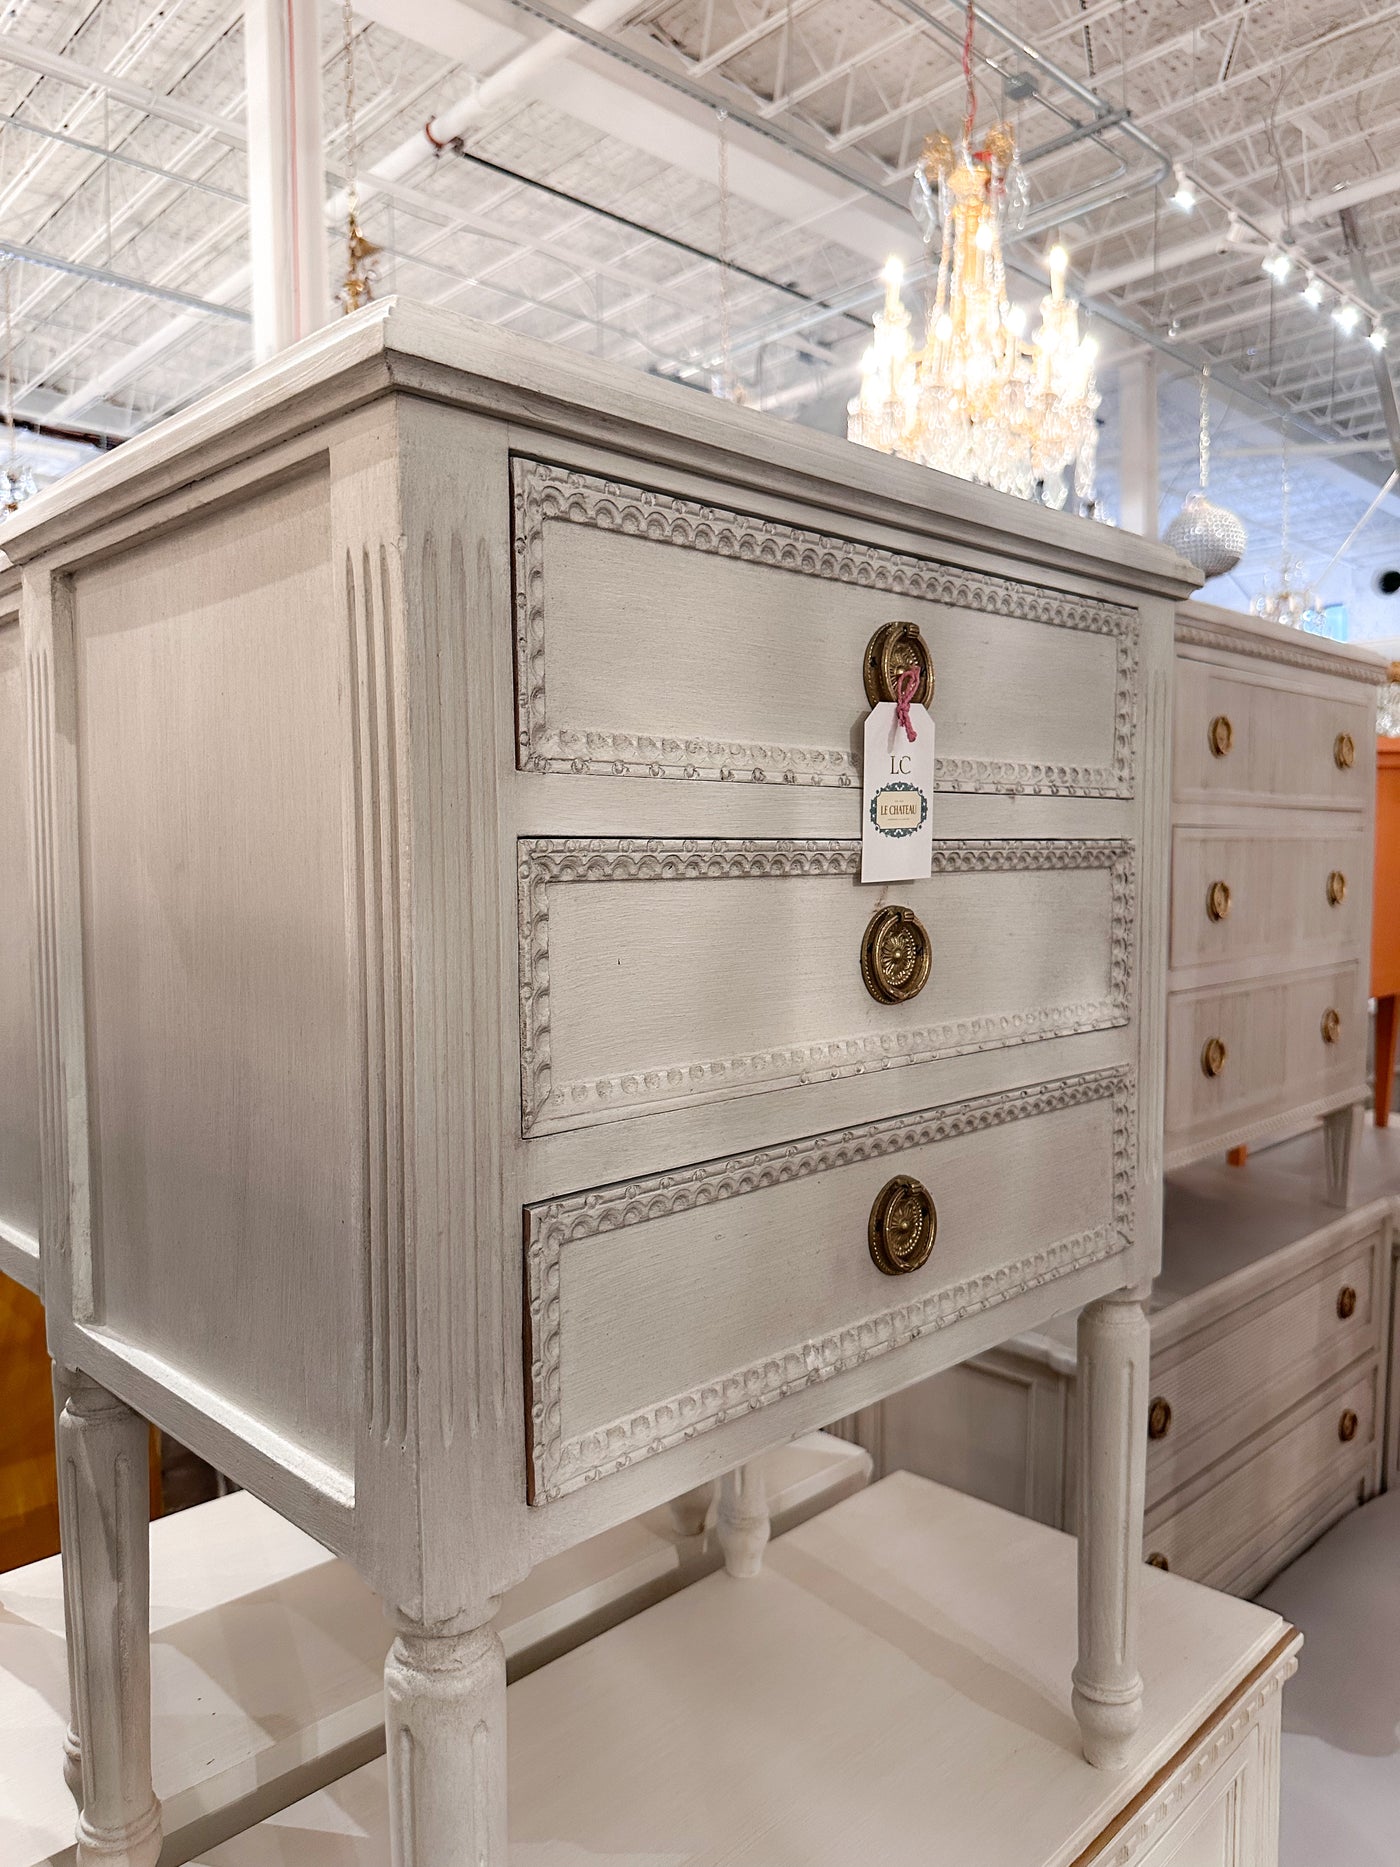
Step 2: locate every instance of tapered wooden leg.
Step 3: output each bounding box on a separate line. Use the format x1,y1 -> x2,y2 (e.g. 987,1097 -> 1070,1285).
385,1608 -> 507,1867
61,1376 -> 162,1867
1323,1102 -> 1363,1209
1375,996 -> 1397,1129
1073,1286 -> 1150,1772
52,1362 -> 83,1804
717,1461 -> 770,1578
667,1480 -> 715,1539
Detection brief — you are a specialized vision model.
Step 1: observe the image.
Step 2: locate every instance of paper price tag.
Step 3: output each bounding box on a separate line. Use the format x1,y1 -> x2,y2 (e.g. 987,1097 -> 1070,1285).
861,702 -> 934,883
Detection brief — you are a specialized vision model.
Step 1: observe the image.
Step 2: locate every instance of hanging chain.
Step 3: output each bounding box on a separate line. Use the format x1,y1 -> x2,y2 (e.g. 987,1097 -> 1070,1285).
4,265 -> 14,463
1280,434 -> 1291,574
339,0 -> 377,312
1198,362 -> 1211,492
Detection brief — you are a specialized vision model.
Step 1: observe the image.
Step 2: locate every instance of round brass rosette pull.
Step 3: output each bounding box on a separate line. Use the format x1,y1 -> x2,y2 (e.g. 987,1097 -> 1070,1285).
1334,731 -> 1355,770
1201,1036 -> 1227,1079
1327,869 -> 1347,907
1338,1408 -> 1359,1444
1147,1397 -> 1173,1441
1321,1007 -> 1341,1045
1208,714 -> 1234,757
868,1174 -> 937,1277
863,620 -> 934,709
1206,879 -> 1232,923
861,906 -> 932,1005
1146,1552 -> 1170,1572
1337,1285 -> 1358,1321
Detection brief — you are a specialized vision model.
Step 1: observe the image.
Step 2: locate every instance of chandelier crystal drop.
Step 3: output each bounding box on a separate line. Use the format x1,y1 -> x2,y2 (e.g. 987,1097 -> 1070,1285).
848,0 -> 1101,510
1251,444 -> 1325,631
1163,367 -> 1247,578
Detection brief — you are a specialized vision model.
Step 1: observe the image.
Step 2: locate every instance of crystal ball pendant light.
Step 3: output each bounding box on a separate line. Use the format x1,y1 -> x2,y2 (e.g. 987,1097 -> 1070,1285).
1164,367 -> 1247,577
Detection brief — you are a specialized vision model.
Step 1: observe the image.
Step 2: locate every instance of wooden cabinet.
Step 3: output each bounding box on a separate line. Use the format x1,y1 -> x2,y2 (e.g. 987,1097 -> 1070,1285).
0,301 -> 1199,1863
1166,603 -> 1387,1203
1373,733 -> 1400,1127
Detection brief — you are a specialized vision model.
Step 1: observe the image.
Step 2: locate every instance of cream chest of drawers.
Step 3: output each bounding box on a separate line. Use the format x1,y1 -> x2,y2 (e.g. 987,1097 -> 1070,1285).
2,301 -> 1200,1864
1167,601 -> 1388,1202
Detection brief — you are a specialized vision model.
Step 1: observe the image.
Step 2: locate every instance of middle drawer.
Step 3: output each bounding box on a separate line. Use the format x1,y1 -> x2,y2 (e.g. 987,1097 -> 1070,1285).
1170,826 -> 1366,975
519,837 -> 1132,1136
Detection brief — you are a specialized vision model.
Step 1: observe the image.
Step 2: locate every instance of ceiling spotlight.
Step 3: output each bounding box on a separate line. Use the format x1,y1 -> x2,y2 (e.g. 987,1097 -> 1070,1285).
1262,252 -> 1291,283
1370,325 -> 1388,352
1333,302 -> 1360,335
1301,277 -> 1324,308
1171,168 -> 1196,212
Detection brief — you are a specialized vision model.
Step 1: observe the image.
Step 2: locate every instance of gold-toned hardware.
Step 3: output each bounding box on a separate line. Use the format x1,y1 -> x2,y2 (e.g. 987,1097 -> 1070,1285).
1337,1285 -> 1358,1321
863,620 -> 934,709
1206,879 -> 1232,922
1201,1036 -> 1227,1079
1146,1552 -> 1170,1571
1334,730 -> 1355,770
868,1174 -> 937,1277
1147,1397 -> 1173,1441
1327,869 -> 1347,907
1208,714 -> 1234,757
1321,1007 -> 1342,1045
861,906 -> 932,1005
1339,1408 -> 1359,1444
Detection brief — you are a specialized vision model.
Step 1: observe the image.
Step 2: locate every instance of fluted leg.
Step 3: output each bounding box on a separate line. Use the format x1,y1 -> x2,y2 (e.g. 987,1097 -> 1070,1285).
667,1480 -> 715,1540
51,1362 -> 83,1803
717,1461 -> 769,1578
385,1607 -> 507,1867
61,1376 -> 162,1867
1323,1102 -> 1362,1209
1073,1286 -> 1150,1771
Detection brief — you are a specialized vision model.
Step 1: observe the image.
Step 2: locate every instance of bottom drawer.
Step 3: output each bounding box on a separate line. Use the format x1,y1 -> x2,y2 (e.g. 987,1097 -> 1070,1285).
1144,1362 -> 1377,1593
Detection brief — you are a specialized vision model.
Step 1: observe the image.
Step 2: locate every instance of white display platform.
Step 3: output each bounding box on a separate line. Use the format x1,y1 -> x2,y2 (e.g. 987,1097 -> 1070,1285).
0,1433 -> 868,1867
193,1474 -> 1298,1867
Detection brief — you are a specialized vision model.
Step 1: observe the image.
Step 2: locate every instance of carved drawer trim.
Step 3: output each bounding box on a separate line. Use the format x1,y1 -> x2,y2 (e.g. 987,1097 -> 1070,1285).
525,1066 -> 1135,1502
512,459 -> 1139,795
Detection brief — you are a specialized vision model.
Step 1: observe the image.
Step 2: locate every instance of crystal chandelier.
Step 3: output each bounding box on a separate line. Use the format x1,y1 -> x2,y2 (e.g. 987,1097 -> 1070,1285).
1251,445 -> 1325,631
848,2 -> 1101,510
1379,672 -> 1400,739
1,264 -> 34,515
1164,366 -> 1246,577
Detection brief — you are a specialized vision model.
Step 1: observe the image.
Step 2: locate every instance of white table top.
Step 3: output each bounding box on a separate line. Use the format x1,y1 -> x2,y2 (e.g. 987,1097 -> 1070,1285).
192,1473 -> 1288,1867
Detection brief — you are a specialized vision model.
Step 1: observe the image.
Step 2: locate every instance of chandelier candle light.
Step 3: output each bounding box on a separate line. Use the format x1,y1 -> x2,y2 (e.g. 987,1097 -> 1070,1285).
848,0 -> 1100,509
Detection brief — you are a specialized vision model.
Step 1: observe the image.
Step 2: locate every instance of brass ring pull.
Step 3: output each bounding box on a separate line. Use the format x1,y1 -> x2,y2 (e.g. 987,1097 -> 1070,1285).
863,620 -> 934,709
868,1174 -> 937,1277
1337,1285 -> 1358,1321
1146,1552 -> 1170,1571
1147,1397 -> 1173,1441
1206,879 -> 1232,922
1201,1036 -> 1227,1079
861,906 -> 931,1005
1321,1007 -> 1341,1044
1327,869 -> 1347,907
1208,714 -> 1234,757
1339,1408 -> 1359,1444
1334,731 -> 1355,770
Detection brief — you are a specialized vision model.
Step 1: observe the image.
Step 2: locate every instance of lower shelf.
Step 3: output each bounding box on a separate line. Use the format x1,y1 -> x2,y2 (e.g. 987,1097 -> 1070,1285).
192,1474 -> 1297,1867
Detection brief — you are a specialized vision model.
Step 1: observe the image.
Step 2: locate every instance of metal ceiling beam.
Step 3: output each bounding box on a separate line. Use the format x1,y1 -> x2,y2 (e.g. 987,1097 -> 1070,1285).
0,237 -> 250,320
1340,207 -> 1400,487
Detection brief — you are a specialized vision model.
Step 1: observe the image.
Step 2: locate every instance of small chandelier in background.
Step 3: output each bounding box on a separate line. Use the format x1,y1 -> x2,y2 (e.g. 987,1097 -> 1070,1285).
848,0 -> 1101,511
338,0 -> 381,314
2,264 -> 35,515
1377,665 -> 1400,738
1251,441 -> 1325,631
1164,365 -> 1246,577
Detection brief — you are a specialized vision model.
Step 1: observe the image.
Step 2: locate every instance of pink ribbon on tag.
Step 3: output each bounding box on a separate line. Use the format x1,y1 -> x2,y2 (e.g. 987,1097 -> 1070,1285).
892,664 -> 919,743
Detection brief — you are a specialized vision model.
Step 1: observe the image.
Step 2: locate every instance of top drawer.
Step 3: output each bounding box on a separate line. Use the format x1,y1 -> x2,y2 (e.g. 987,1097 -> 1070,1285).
1174,658 -> 1372,810
513,459 -> 1139,797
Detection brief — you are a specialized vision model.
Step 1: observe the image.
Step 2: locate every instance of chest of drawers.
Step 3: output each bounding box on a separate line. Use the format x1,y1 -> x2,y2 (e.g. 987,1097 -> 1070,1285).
1166,602 -> 1388,1203
2,300 -> 1198,1865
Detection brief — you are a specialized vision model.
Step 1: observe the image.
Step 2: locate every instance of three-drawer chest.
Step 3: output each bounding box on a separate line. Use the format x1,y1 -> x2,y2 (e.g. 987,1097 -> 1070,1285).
1,300 -> 1207,1865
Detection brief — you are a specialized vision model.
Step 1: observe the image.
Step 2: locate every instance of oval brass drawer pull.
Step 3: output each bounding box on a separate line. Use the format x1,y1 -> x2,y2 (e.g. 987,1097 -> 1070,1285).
864,620 -> 934,708
861,906 -> 931,1005
1208,714 -> 1234,758
1321,1008 -> 1341,1045
1339,1408 -> 1359,1444
1201,1036 -> 1227,1079
1206,879 -> 1232,922
1335,731 -> 1355,770
1337,1285 -> 1358,1321
1147,1396 -> 1173,1441
1146,1552 -> 1170,1571
1327,869 -> 1347,907
868,1174 -> 937,1277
